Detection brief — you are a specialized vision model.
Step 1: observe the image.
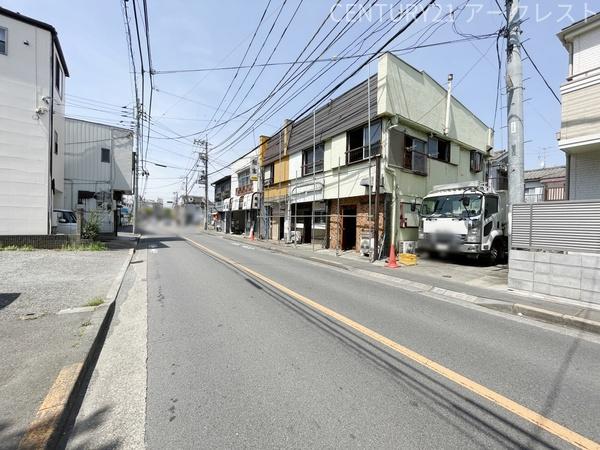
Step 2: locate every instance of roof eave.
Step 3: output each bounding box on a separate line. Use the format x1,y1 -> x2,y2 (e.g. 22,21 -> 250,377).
0,6 -> 69,77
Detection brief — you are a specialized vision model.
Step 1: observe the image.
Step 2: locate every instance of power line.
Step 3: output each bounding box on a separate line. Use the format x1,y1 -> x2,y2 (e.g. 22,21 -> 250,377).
210,0 -> 438,171
210,0 -> 435,159
211,0 -> 292,127
141,0 -> 156,167
492,0 -> 560,104
521,45 -> 561,104
152,35 -> 496,73
209,0 -> 416,157
202,0 -> 275,136
209,0 -> 304,141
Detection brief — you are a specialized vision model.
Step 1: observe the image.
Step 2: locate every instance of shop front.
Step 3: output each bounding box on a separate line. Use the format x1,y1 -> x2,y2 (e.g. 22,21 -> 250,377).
327,195 -> 385,253
230,196 -> 245,234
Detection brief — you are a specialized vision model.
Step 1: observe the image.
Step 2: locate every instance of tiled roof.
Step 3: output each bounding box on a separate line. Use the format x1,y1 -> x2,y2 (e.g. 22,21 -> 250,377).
524,166 -> 566,181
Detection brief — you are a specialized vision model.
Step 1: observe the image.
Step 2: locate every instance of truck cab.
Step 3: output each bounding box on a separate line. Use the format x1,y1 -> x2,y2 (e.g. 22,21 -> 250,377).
417,182 -> 508,264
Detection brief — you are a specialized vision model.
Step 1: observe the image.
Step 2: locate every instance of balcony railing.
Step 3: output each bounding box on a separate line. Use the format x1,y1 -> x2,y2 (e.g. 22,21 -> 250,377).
301,160 -> 324,177
346,143 -> 381,165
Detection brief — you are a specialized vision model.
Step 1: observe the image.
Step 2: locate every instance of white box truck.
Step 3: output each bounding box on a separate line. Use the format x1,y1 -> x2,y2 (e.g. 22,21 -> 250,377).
417,181 -> 508,264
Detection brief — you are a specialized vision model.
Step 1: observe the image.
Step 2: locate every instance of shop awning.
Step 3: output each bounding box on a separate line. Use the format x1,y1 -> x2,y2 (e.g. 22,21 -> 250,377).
242,194 -> 252,210
242,192 -> 260,210
230,196 -> 240,211
222,198 -> 231,212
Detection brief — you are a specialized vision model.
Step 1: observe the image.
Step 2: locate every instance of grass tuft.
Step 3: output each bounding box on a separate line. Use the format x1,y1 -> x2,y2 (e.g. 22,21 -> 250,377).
61,242 -> 107,251
85,297 -> 105,307
0,245 -> 34,251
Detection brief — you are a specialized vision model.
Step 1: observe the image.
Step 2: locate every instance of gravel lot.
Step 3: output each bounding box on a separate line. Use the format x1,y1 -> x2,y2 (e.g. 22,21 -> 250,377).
0,249 -> 130,319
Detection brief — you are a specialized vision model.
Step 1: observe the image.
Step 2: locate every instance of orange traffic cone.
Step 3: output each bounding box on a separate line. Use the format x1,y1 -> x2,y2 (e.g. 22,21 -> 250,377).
387,243 -> 399,269
249,225 -> 255,241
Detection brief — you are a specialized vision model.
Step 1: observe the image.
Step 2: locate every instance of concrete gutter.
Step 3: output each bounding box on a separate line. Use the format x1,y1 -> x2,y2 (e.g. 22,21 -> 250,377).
213,232 -> 600,336
18,245 -> 138,450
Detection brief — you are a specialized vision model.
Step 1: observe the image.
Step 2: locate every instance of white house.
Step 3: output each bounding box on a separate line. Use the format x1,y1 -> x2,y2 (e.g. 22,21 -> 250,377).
225,150 -> 259,235
64,118 -> 134,234
0,6 -> 69,235
558,12 -> 600,200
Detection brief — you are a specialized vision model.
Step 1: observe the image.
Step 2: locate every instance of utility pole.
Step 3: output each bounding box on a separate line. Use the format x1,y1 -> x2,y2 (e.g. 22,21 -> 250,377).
506,0 -> 525,207
194,139 -> 209,230
185,175 -> 188,205
373,155 -> 381,261
204,140 -> 208,230
132,100 -> 141,234
133,150 -> 138,233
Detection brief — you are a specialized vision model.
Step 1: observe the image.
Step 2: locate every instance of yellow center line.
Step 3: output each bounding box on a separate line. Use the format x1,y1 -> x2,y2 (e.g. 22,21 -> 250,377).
183,235 -> 600,450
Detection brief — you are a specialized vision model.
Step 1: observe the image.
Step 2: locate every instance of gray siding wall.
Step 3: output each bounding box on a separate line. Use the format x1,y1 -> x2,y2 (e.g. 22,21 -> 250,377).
570,151 -> 600,200
263,76 -> 378,164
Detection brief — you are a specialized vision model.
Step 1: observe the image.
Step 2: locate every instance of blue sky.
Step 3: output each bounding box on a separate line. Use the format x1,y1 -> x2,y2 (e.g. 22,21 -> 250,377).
3,1 -> 596,201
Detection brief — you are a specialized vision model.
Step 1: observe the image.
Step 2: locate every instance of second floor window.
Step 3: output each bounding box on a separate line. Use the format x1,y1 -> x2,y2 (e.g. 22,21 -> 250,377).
263,164 -> 274,186
0,28 -> 7,55
238,169 -> 251,188
403,136 -> 427,175
302,144 -> 324,176
470,150 -> 483,173
428,136 -> 451,163
101,147 -> 110,163
346,121 -> 382,164
215,183 -> 230,202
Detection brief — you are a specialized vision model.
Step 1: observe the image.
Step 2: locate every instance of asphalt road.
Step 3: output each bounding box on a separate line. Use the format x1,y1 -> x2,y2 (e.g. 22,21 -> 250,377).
142,231 -> 600,449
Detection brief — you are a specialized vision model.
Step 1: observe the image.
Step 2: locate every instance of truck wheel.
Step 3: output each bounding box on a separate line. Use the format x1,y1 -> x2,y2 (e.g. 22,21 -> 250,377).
488,239 -> 506,265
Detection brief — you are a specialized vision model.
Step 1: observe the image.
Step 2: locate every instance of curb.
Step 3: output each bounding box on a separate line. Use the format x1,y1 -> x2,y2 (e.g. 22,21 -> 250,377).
18,247 -> 137,450
208,233 -> 600,336
510,303 -> 600,335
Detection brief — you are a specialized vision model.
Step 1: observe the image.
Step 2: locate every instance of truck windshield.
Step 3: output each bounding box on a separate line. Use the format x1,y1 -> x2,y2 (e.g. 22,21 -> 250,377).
421,194 -> 482,218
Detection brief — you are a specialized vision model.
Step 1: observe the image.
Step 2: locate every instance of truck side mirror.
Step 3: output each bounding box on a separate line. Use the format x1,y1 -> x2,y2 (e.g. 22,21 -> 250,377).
411,201 -> 417,212
462,197 -> 470,207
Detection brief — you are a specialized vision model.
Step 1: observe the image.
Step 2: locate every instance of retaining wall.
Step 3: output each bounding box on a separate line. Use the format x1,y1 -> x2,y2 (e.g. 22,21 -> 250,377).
509,249 -> 600,305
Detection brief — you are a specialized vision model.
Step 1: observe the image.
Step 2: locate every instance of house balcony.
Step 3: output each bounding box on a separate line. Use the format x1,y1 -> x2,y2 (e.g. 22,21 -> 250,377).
559,72 -> 600,154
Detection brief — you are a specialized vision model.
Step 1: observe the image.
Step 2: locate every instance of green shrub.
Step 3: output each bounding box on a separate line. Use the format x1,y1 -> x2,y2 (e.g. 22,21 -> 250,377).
81,212 -> 101,241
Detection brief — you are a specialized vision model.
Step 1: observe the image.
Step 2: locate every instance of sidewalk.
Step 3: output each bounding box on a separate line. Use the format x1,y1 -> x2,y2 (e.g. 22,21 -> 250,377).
0,245 -> 135,449
210,231 -> 600,335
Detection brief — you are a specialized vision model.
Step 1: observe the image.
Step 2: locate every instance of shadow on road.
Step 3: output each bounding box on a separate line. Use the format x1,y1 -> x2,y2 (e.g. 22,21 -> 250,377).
0,293 -> 20,310
201,248 -> 562,449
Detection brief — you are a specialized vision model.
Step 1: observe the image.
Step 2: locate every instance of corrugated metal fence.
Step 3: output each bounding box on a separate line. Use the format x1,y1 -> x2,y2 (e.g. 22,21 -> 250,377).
511,200 -> 600,253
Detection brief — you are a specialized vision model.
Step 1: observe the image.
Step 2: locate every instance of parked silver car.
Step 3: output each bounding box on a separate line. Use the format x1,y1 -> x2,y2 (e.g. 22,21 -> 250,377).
53,209 -> 77,235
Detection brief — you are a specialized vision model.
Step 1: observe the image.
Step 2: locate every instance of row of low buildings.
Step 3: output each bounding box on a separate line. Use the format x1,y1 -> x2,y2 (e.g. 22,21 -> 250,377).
213,52 -> 494,253
0,7 -> 133,241
212,13 -> 600,257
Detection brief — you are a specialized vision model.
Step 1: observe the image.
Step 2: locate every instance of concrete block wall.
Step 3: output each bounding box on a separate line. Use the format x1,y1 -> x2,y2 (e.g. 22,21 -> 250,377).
508,249 -> 600,305
0,234 -> 81,249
